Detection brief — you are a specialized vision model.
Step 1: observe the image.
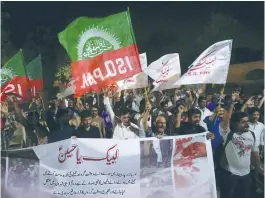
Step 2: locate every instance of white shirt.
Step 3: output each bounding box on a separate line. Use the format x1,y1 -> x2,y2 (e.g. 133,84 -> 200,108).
198,107 -> 212,131
248,121 -> 265,146
113,122 -> 142,140
220,126 -> 259,176
104,97 -> 145,140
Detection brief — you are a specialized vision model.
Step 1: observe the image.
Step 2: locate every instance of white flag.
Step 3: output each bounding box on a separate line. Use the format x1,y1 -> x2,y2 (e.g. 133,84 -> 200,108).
117,53 -> 148,90
174,40 -> 232,86
144,53 -> 181,92
59,79 -> 75,99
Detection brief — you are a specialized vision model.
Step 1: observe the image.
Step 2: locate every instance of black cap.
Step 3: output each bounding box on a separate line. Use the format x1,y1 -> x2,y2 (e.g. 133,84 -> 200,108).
79,110 -> 92,118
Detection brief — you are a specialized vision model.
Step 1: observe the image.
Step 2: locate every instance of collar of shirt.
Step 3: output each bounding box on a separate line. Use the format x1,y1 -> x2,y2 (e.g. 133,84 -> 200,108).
85,127 -> 90,131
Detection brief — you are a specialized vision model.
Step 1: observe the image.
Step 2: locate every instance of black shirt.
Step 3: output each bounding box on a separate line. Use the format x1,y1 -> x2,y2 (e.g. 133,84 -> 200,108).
73,126 -> 101,138
174,122 -> 206,135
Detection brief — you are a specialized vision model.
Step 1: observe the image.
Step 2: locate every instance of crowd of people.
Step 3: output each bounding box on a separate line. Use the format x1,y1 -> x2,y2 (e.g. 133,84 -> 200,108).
0,84 -> 264,198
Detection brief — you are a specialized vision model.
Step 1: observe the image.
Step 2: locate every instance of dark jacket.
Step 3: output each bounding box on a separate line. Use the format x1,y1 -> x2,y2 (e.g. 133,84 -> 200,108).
48,123 -> 74,143
73,126 -> 101,139
175,122 -> 206,135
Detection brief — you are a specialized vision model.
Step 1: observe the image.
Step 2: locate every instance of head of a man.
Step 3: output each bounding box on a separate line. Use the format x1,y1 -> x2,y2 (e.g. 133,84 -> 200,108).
248,107 -> 260,123
80,110 -> 92,128
84,101 -> 90,110
119,107 -> 131,127
91,105 -> 99,118
188,108 -> 201,126
214,104 -> 226,118
230,112 -> 249,133
156,115 -> 167,134
198,96 -> 207,109
68,99 -> 74,108
161,101 -> 169,113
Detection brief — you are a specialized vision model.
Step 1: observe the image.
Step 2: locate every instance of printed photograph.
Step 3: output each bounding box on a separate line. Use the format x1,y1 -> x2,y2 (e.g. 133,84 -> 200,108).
173,135 -> 212,198
6,148 -> 39,191
140,139 -> 174,198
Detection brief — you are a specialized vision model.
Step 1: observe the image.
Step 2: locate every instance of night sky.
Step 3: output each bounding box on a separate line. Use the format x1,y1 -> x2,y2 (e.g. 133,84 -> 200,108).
2,1 -> 264,91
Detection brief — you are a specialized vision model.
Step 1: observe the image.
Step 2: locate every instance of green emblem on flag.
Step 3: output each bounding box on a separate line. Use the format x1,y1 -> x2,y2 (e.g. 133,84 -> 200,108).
0,68 -> 15,86
77,26 -> 121,60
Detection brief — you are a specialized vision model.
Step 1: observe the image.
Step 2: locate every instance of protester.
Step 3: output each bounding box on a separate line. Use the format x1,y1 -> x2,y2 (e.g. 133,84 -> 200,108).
91,105 -> 106,138
103,89 -> 145,139
72,110 -> 101,139
219,111 -> 263,198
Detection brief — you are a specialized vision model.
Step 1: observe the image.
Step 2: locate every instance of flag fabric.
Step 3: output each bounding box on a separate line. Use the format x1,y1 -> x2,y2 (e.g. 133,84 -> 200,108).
58,11 -> 142,97
0,50 -> 29,101
173,40 -> 232,86
58,79 -> 75,99
116,53 -> 148,90
25,55 -> 44,97
143,53 -> 181,92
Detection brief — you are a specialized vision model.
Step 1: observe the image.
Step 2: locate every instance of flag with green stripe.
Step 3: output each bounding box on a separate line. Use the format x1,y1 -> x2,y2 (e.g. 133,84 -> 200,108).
0,50 -> 29,101
58,11 -> 141,97
25,55 -> 44,96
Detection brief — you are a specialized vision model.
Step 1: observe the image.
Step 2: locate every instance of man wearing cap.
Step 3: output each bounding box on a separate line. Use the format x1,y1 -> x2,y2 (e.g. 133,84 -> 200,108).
72,110 -> 101,139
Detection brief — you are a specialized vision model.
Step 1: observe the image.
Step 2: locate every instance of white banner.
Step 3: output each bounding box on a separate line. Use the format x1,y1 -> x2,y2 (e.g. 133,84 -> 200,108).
2,133 -> 217,198
144,53 -> 181,92
174,40 -> 232,86
117,53 -> 148,90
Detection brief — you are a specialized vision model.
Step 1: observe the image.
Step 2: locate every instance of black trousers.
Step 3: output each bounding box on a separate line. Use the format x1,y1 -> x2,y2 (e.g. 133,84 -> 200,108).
220,169 -> 252,198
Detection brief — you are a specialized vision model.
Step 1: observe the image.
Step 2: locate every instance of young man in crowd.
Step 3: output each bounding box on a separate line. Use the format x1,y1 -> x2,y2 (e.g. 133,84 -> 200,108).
175,106 -> 214,140
219,108 -> 263,198
196,96 -> 212,131
72,110 -> 101,139
91,105 -> 106,138
103,88 -> 145,140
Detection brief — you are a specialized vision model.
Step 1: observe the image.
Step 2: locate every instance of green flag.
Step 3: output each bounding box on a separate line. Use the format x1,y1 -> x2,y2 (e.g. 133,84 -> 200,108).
25,55 -> 44,96
1,50 -> 29,101
58,11 -> 141,97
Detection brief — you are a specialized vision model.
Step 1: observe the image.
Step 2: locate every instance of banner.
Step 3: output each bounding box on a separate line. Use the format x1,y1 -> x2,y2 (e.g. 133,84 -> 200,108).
25,55 -> 44,97
117,53 -> 148,90
1,133 -> 217,198
144,53 -> 181,92
58,11 -> 142,97
174,40 -> 232,86
0,50 -> 29,101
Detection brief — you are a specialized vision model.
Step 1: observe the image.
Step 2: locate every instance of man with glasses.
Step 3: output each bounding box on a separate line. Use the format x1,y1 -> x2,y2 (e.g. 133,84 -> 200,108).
91,105 -> 105,138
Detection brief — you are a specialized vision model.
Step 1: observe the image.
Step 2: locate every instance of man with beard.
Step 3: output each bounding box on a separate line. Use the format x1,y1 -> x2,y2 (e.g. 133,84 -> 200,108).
103,88 -> 145,140
219,111 -> 263,198
91,105 -> 105,138
72,110 -> 101,139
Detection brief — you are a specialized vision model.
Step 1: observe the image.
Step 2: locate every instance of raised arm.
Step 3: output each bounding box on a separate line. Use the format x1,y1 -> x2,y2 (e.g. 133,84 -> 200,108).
7,95 -> 30,128
220,92 -> 236,131
103,88 -> 117,126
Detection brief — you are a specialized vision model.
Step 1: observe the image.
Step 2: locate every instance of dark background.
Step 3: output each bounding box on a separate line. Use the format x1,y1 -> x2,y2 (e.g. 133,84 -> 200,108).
2,1 -> 264,95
